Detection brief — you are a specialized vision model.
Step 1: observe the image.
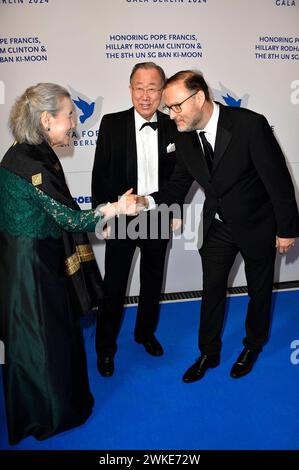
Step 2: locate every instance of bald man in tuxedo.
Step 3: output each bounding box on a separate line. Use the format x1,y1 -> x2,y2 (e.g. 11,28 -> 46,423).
139,70 -> 299,382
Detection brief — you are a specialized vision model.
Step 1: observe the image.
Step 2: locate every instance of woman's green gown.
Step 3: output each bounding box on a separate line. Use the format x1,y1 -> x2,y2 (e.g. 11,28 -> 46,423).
0,168 -> 102,445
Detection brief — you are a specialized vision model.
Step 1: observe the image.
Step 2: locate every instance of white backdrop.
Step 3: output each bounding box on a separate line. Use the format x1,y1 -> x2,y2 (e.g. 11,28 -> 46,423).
1,0 -> 298,294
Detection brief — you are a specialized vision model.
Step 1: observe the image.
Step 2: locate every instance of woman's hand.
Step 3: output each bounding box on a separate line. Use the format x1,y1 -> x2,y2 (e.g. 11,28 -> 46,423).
96,189 -> 142,221
116,188 -> 138,216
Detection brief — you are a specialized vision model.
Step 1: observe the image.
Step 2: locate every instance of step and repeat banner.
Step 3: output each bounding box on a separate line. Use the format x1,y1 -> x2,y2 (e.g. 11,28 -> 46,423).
0,0 -> 298,294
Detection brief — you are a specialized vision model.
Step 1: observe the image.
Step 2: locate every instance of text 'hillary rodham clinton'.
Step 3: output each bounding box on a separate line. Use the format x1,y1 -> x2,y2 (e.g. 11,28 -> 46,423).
98,453 -> 201,466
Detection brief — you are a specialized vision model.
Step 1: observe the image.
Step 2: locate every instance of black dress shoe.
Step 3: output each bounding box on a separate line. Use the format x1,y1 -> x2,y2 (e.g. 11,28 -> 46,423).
135,335 -> 164,356
97,356 -> 114,377
230,348 -> 259,378
183,354 -> 220,383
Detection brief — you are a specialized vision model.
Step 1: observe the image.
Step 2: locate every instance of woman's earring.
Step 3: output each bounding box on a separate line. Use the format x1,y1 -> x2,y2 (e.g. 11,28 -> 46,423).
47,127 -> 51,132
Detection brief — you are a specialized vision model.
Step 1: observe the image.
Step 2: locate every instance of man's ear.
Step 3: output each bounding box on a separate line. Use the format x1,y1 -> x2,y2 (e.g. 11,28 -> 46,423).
195,90 -> 205,106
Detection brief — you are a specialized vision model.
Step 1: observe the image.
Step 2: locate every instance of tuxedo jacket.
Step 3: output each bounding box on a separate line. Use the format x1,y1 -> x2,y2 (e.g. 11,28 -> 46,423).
92,107 -> 179,207
153,103 -> 299,256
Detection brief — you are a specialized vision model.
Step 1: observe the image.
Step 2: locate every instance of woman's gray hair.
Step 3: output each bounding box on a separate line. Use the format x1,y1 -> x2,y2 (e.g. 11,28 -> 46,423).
9,83 -> 71,145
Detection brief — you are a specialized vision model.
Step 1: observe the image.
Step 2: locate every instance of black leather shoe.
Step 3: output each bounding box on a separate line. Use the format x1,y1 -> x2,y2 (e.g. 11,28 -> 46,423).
135,335 -> 164,356
230,348 -> 259,378
183,354 -> 220,383
97,356 -> 114,377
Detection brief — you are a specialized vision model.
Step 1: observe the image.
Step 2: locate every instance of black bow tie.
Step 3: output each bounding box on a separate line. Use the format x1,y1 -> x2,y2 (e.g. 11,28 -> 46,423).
139,121 -> 158,131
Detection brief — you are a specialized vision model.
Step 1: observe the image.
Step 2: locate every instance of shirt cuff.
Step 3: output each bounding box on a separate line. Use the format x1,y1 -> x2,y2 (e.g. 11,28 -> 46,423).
144,195 -> 156,211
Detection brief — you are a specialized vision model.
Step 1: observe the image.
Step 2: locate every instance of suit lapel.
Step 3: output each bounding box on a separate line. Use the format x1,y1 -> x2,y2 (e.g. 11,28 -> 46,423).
157,111 -> 164,159
126,108 -> 138,192
213,103 -> 232,171
156,111 -> 167,184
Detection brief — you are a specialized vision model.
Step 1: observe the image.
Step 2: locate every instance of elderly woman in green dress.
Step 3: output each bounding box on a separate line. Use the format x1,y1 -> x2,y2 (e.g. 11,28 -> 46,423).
0,83 -> 137,445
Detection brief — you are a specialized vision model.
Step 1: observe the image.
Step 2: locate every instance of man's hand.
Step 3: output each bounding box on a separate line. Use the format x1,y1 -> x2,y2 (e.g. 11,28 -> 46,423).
101,225 -> 111,239
135,195 -> 149,210
276,237 -> 296,254
117,191 -> 149,216
170,218 -> 183,232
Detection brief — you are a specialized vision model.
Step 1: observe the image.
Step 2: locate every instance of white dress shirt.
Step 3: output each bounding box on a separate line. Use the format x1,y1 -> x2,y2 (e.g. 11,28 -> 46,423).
134,110 -> 159,197
196,102 -> 222,220
145,102 -> 221,213
196,101 -> 219,152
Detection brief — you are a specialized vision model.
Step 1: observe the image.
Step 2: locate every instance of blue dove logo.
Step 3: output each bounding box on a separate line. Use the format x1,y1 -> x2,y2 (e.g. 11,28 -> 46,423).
222,94 -> 242,107
73,96 -> 95,123
68,85 -> 103,130
212,83 -> 249,109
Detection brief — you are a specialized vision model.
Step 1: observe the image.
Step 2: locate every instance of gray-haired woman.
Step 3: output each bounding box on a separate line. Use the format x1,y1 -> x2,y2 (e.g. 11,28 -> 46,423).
0,83 -> 137,445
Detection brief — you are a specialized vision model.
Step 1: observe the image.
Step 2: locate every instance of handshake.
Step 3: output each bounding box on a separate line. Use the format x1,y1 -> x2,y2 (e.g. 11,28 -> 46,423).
97,188 -> 182,240
97,188 -> 148,221
117,188 -> 148,216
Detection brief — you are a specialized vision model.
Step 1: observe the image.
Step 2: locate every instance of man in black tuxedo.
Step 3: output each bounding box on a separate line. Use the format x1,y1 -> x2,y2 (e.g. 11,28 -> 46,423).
139,70 -> 299,381
92,62 -> 180,377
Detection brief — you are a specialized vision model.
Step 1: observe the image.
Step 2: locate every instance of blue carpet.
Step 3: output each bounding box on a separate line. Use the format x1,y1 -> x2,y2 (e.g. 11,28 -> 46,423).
1,290 -> 299,450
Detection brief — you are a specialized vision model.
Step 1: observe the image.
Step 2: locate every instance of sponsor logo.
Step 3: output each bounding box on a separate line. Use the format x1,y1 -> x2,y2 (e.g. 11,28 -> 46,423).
69,86 -> 103,147
212,83 -> 249,108
74,195 -> 92,205
73,96 -> 95,124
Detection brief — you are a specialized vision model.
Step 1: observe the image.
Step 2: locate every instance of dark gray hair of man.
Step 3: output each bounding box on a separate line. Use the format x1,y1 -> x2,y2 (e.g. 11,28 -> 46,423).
9,82 -> 71,145
164,70 -> 211,101
129,62 -> 166,86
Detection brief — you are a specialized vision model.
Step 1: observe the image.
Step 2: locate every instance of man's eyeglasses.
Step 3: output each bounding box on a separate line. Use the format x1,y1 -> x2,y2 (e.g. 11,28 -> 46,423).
163,91 -> 198,114
131,87 -> 163,97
